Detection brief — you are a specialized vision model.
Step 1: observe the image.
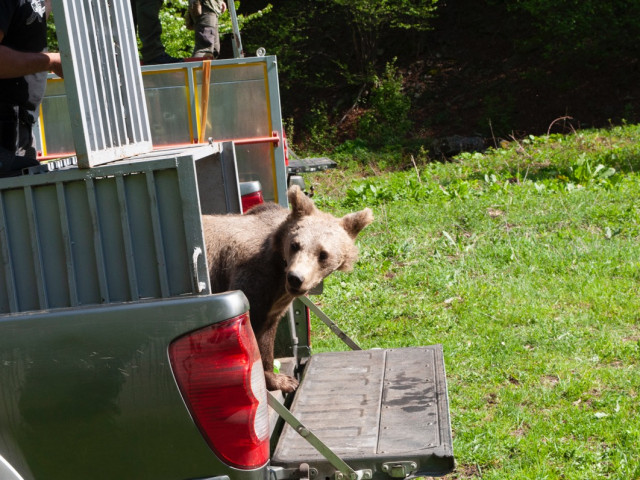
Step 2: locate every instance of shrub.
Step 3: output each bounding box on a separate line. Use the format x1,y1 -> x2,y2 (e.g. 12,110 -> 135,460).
301,102 -> 338,152
357,61 -> 412,148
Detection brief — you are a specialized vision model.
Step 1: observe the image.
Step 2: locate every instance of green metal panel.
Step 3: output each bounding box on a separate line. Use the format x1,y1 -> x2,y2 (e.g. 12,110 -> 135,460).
0,293 -> 269,480
0,144 -> 235,315
197,142 -> 243,215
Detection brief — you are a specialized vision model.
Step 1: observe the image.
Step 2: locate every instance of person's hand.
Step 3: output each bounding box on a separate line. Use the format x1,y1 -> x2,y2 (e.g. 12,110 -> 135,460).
47,52 -> 63,78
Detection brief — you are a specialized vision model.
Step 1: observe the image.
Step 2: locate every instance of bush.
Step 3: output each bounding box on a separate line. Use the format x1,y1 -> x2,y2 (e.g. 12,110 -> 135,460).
357,61 -> 412,147
301,102 -> 338,152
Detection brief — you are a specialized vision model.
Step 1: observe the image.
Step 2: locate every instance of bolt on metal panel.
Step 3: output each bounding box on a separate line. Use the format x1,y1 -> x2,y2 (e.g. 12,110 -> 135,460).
51,0 -> 152,168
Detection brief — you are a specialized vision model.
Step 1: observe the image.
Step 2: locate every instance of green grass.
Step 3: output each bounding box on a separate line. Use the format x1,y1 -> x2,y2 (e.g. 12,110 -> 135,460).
302,124 -> 640,479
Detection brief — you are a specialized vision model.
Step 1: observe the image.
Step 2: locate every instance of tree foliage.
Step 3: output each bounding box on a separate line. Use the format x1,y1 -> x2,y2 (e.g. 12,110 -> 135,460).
329,0 -> 437,78
497,0 -> 640,61
357,61 -> 412,147
237,0 -> 440,147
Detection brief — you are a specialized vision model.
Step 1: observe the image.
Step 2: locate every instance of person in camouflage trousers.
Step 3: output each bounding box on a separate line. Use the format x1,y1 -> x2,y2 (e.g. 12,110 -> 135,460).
187,0 -> 227,59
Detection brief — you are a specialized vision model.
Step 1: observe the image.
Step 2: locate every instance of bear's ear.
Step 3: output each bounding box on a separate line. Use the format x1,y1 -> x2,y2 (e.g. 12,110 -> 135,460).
340,208 -> 374,239
288,185 -> 316,218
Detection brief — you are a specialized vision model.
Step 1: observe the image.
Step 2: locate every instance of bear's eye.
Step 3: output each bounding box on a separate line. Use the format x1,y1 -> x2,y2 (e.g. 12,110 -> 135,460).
319,250 -> 329,262
290,241 -> 301,253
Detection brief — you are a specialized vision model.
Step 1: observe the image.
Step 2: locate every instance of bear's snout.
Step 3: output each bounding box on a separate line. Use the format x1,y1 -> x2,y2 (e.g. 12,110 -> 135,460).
287,272 -> 304,291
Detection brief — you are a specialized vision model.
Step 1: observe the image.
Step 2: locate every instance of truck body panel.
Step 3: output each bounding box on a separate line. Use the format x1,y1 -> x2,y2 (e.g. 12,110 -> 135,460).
0,293 -> 271,480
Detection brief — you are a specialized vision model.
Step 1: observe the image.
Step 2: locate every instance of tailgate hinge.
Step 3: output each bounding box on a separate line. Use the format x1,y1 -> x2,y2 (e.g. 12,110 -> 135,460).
381,461 -> 418,478
268,465 -> 316,480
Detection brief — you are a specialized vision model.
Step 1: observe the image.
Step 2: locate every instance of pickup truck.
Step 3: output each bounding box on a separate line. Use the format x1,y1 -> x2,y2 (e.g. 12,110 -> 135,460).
0,1 -> 454,479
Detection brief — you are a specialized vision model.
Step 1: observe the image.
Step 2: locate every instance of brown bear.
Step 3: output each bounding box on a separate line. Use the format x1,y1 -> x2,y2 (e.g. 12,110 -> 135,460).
202,185 -> 373,392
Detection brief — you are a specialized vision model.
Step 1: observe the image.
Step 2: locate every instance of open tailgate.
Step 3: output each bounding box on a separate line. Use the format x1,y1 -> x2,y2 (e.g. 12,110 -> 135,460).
272,346 -> 454,479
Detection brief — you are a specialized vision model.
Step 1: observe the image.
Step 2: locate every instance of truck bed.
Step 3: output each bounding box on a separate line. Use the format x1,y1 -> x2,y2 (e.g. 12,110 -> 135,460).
272,346 -> 454,479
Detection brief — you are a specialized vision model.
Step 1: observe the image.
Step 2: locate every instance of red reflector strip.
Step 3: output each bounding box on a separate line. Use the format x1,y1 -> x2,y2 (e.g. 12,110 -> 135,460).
283,132 -> 289,166
242,191 -> 264,213
169,314 -> 269,469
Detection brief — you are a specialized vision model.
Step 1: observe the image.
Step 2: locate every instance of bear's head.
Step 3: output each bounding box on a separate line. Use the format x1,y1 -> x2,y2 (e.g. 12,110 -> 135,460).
275,185 -> 373,296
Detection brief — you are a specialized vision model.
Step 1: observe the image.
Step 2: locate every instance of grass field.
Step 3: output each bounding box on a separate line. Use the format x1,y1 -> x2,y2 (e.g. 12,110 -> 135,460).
301,125 -> 640,479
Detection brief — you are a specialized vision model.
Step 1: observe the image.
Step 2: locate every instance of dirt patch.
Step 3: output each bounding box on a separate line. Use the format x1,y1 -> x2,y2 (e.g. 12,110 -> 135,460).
542,375 -> 560,388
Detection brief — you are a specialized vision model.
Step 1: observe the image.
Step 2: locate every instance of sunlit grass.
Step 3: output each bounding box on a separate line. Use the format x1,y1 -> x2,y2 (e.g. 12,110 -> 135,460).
303,124 -> 640,479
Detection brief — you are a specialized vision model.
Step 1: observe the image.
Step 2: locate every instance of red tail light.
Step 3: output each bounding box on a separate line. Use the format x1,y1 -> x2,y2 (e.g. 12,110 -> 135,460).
241,191 -> 264,213
306,305 -> 312,348
169,314 -> 269,469
283,131 -> 289,166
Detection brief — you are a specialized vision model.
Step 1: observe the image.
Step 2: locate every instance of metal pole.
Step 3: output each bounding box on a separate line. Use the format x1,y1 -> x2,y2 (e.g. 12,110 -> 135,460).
299,296 -> 362,350
227,0 -> 244,58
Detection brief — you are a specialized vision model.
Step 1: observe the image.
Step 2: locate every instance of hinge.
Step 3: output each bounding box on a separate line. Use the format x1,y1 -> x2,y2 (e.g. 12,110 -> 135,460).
381,461 -> 418,478
268,464 -> 318,480
334,470 -> 372,480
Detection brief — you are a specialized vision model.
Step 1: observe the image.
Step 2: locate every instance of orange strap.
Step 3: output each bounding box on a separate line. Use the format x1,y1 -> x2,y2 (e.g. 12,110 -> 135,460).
198,60 -> 212,143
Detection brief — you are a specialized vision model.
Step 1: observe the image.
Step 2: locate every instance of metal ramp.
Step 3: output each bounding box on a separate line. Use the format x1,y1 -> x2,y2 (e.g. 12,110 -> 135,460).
51,0 -> 153,167
287,156 -> 337,174
272,346 -> 454,480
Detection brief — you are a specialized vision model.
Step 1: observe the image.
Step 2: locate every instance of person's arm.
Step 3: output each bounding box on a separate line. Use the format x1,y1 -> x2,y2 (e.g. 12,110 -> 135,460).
0,31 -> 63,78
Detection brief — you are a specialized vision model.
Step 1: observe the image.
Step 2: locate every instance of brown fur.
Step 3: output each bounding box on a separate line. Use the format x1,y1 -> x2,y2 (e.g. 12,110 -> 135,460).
202,185 -> 373,392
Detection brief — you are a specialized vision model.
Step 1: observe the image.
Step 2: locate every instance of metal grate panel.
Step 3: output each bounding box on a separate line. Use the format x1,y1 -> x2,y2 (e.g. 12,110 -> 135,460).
0,145 -> 230,315
51,0 -> 152,167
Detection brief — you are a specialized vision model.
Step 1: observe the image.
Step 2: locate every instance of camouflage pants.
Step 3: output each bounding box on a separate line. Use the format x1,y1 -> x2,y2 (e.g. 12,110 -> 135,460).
192,10 -> 221,59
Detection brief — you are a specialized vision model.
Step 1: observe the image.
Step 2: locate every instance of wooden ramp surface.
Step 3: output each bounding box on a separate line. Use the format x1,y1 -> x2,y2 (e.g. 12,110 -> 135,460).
272,346 -> 454,479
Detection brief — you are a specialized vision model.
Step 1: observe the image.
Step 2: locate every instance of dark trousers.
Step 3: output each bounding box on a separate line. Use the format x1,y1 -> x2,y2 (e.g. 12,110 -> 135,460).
130,0 -> 165,62
0,105 -> 40,176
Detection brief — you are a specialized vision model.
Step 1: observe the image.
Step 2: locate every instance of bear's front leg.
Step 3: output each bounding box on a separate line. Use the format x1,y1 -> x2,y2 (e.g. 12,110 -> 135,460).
264,370 -> 299,393
256,312 -> 299,392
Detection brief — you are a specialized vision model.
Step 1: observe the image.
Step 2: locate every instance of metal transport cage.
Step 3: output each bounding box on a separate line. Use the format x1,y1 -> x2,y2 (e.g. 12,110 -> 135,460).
36,57 -> 288,203
0,143 -> 241,315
